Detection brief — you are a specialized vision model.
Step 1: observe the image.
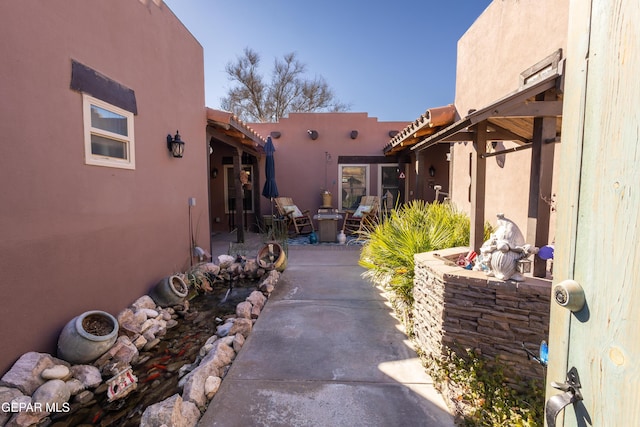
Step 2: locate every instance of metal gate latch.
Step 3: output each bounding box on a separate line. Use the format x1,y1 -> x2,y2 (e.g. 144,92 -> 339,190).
545,367 -> 583,427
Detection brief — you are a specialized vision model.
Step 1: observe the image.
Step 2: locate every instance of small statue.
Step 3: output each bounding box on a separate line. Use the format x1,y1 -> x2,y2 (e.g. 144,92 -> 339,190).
475,214 -> 538,281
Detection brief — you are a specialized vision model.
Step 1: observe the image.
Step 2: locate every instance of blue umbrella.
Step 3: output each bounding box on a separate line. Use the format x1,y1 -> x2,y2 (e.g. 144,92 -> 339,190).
261,136 -> 279,215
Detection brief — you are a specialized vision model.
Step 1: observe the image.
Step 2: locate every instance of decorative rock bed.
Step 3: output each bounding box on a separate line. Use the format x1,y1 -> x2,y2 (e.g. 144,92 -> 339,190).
0,253 -> 281,427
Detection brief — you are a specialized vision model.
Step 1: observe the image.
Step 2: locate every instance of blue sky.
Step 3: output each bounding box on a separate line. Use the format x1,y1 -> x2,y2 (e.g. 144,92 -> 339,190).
163,0 -> 492,122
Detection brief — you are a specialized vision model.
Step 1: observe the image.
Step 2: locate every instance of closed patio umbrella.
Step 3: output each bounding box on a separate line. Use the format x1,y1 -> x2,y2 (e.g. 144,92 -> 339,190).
261,136 -> 279,217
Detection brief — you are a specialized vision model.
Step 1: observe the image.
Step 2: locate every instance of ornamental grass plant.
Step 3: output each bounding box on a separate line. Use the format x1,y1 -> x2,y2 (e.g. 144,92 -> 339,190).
359,200 -> 470,304
359,200 -> 490,326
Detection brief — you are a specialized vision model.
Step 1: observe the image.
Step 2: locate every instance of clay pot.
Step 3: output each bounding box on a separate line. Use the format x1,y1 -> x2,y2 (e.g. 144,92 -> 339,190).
57,310 -> 119,364
257,242 -> 287,272
149,275 -> 188,307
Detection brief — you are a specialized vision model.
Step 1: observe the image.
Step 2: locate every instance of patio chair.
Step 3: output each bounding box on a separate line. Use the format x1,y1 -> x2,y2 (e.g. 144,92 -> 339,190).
274,197 -> 315,235
342,195 -> 379,235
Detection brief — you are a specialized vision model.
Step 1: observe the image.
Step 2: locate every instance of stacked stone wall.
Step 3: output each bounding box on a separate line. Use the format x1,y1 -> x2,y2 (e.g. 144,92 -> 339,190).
413,247 -> 551,384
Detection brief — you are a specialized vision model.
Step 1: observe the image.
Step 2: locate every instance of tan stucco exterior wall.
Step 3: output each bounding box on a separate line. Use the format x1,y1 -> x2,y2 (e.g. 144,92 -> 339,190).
450,0 -> 568,239
0,1 -> 207,372
250,113 -> 407,220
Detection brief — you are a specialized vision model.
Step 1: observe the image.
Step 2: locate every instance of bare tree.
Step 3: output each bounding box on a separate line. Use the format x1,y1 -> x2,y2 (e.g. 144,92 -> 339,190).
221,48 -> 349,123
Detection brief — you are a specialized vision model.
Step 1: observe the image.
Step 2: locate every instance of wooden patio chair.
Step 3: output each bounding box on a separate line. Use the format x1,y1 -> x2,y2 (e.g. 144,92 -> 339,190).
342,195 -> 379,235
274,197 -> 315,235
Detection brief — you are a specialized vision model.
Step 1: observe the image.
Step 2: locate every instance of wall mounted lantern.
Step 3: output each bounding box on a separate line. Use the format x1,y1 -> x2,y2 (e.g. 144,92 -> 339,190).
350,130 -> 359,139
429,165 -> 436,177
307,130 -> 318,140
270,131 -> 282,139
167,130 -> 185,158
211,168 -> 218,179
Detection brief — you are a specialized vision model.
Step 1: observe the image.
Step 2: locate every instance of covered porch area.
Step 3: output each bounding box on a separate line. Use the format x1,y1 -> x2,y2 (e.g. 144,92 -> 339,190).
412,51 -> 564,277
207,109 -> 267,243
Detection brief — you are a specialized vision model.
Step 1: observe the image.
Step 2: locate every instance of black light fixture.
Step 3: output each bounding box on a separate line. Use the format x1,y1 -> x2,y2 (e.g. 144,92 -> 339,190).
167,130 -> 185,158
307,130 -> 318,140
429,165 -> 436,177
350,130 -> 358,139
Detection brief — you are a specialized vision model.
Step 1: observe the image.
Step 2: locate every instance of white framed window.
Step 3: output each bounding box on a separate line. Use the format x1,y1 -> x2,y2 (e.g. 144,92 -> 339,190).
338,164 -> 369,211
82,94 -> 135,169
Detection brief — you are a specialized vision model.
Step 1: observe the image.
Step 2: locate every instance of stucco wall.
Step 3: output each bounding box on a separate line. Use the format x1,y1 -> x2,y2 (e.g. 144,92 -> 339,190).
450,0 -> 569,238
0,1 -> 207,372
250,113 -> 407,221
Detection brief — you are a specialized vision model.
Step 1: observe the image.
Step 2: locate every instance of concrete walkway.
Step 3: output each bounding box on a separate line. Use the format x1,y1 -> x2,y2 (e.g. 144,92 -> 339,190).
199,240 -> 455,426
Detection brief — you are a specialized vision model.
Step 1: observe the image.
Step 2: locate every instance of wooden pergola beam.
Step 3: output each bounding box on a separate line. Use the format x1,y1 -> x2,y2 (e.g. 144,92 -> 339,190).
470,121 -> 488,252
232,147 -> 245,243
527,90 -> 557,277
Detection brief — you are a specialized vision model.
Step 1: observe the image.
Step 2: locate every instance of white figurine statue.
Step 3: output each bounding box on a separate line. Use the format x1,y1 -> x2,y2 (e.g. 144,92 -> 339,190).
475,213 -> 538,281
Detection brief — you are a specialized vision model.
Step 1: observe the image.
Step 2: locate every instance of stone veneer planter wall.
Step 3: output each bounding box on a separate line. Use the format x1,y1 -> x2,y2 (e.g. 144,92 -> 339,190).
413,247 -> 551,385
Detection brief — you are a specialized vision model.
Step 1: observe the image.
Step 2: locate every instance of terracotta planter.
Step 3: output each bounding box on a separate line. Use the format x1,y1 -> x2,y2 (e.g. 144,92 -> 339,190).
149,275 -> 188,307
257,242 -> 287,272
57,310 -> 119,364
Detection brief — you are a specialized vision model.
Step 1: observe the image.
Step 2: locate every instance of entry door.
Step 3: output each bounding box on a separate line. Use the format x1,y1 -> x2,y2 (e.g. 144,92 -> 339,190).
546,0 -> 640,425
339,165 -> 368,211
378,164 -> 401,215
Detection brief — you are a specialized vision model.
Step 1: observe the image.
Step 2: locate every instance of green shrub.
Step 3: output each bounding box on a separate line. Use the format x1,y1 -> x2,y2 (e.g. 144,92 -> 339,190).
429,348 -> 544,426
359,200 -> 483,309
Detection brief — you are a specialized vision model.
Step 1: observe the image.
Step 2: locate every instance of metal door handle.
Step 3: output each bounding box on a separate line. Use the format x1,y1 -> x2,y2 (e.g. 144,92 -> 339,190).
545,367 -> 583,427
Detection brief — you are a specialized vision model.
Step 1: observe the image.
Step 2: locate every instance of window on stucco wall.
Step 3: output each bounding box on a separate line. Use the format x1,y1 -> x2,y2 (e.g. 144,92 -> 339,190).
82,94 -> 135,169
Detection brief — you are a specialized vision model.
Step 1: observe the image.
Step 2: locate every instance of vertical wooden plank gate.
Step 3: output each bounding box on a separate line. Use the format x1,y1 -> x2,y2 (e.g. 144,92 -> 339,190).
546,0 -> 640,425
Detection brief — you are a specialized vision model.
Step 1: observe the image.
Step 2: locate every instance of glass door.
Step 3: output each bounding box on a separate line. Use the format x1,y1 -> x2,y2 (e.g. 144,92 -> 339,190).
379,164 -> 401,216
339,165 -> 368,211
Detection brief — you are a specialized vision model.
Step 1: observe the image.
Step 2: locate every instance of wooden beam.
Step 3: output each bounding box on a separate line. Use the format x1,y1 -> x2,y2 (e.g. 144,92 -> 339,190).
439,127 -> 530,143
415,151 -> 427,200
526,90 -> 557,277
233,148 -> 245,243
440,131 -> 475,142
486,122 -> 531,143
208,126 -> 261,158
470,121 -> 487,252
490,100 -> 563,118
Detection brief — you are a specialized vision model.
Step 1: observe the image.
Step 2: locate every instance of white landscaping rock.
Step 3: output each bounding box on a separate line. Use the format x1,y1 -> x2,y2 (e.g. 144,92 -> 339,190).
69,365 -> 102,389
235,301 -> 252,319
199,263 -> 220,275
0,387 -> 24,425
41,365 -> 70,381
204,376 -> 222,400
247,290 -> 267,310
217,255 -> 235,268
140,394 -> 200,427
64,378 -> 85,395
0,352 -> 60,395
232,334 -> 245,352
32,379 -> 71,413
132,295 -> 157,311
229,318 -> 252,338
139,308 -> 159,319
